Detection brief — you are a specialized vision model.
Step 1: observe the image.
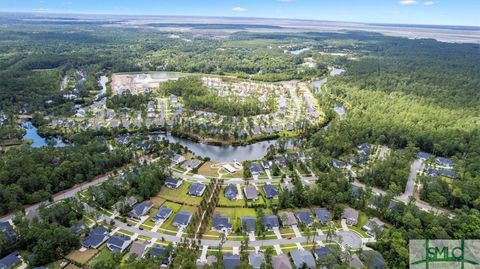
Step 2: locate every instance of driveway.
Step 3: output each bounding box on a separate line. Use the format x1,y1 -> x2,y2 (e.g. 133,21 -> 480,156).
400,159 -> 424,201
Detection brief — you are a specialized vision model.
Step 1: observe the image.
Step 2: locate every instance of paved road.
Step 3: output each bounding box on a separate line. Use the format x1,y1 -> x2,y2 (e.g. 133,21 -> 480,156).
399,159 -> 424,201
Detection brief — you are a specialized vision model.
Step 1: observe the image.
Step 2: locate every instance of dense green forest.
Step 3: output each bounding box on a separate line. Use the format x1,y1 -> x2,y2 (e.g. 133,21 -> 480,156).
160,77 -> 274,116
0,142 -> 132,214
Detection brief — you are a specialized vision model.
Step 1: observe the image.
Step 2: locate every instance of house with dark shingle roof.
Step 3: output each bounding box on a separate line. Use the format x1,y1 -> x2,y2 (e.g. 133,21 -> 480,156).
0,221 -> 17,243
212,214 -> 232,233
188,182 -> 206,197
223,254 -> 241,269
275,156 -> 287,167
250,163 -> 263,175
129,201 -> 153,218
290,250 -> 316,269
435,157 -> 454,168
295,210 -> 314,226
240,216 -> 256,233
314,246 -> 338,264
69,222 -> 86,235
0,252 -> 20,269
165,177 -> 183,189
152,206 -> 173,222
244,185 -> 259,201
172,211 -> 192,228
82,227 -> 109,249
263,215 -> 280,230
224,184 -> 238,200
362,250 -> 385,269
416,151 -> 431,161
248,252 -> 265,269
150,246 -> 172,265
314,208 -> 331,225
263,184 -> 279,199
332,159 -> 348,169
342,207 -> 359,225
107,235 -> 132,253
272,254 -> 292,269
363,218 -> 386,237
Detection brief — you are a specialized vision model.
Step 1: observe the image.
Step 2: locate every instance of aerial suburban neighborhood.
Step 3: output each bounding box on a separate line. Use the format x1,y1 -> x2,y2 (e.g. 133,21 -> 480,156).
0,1 -> 479,269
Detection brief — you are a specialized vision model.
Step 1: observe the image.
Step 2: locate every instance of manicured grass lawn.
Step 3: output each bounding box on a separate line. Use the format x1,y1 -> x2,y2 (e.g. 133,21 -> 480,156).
138,235 -> 152,241
157,183 -> 202,205
118,229 -> 135,236
150,196 -> 166,208
66,249 -> 98,265
213,207 -> 257,233
218,194 -> 245,207
89,247 -> 115,267
348,225 -> 369,238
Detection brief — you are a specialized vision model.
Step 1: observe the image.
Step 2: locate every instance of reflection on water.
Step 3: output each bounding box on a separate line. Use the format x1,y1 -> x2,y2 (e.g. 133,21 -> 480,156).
22,121 -> 69,148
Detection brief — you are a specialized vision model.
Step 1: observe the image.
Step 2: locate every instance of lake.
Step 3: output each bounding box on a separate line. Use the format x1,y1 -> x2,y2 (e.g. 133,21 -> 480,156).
152,133 -> 297,162
22,121 -> 69,148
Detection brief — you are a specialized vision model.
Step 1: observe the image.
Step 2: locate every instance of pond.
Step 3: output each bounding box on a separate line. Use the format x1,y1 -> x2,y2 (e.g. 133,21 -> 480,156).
22,121 -> 69,148
153,133 -> 297,162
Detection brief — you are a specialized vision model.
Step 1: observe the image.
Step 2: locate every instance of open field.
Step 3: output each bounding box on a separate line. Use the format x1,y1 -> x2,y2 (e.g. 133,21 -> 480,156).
66,249 -> 98,265
157,183 -> 202,205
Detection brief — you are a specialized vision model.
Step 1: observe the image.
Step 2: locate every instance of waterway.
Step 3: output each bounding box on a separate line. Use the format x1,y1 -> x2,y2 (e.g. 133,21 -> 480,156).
22,121 -> 69,148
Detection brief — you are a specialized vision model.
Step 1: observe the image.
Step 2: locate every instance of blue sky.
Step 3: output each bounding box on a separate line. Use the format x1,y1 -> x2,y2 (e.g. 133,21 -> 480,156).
0,0 -> 479,26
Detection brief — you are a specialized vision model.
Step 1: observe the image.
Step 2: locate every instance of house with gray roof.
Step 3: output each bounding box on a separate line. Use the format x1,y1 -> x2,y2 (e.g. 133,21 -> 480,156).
165,178 -> 183,189
362,250 -> 385,269
349,254 -> 364,268
223,254 -> 241,269
435,157 -> 454,168
332,159 -> 348,169
272,254 -> 292,269
224,184 -> 238,200
314,246 -> 338,265
188,183 -> 206,197
290,250 -> 316,269
107,235 -> 132,253
263,215 -> 280,230
295,210 -> 313,226
82,227 -> 109,249
250,163 -> 263,175
0,221 -> 17,243
314,208 -> 331,225
416,151 -> 431,161
0,252 -> 20,269
129,201 -> 153,218
244,185 -> 259,201
342,207 -> 359,225
263,184 -> 279,199
240,216 -> 256,233
172,211 -> 192,228
363,217 -> 386,237
212,214 -> 232,233
181,159 -> 202,170
150,246 -> 172,265
278,211 -> 298,227
129,242 -> 148,259
152,206 -> 173,222
248,252 -> 265,269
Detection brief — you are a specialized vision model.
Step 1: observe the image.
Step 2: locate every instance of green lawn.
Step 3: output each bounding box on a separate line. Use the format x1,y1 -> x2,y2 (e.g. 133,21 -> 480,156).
157,183 -> 202,205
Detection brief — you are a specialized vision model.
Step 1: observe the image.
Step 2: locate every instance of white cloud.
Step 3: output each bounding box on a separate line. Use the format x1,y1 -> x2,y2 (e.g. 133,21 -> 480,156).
399,0 -> 418,5
424,1 -> 434,5
232,6 -> 247,12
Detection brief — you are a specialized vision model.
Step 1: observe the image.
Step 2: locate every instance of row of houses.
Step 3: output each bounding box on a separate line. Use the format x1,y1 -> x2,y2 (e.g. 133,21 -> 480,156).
224,183 -> 279,201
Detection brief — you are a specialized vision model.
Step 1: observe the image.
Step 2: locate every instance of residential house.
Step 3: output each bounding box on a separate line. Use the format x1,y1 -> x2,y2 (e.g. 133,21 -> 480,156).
416,152 -> 431,161
0,222 -> 17,243
82,227 -> 109,249
250,163 -> 263,175
295,210 -> 314,227
165,178 -> 183,189
426,168 -> 458,179
349,254 -> 364,268
263,184 -> 279,199
244,185 -> 259,201
171,154 -> 186,165
272,254 -> 292,269
129,201 -> 153,219
362,250 -> 385,269
113,196 -> 138,214
129,242 -> 148,259
263,215 -> 280,231
172,211 -> 192,228
290,250 -> 316,269
69,223 -> 86,235
332,159 -> 347,169
314,208 -> 331,225
362,218 -> 386,237
262,160 -> 271,170
240,216 -> 256,233
181,159 -> 202,170
212,214 -> 232,233
314,246 -> 338,265
278,211 -> 298,227
435,157 -> 454,168
275,156 -> 287,167
223,254 -> 241,269
107,235 -> 132,253
342,207 -> 359,225
152,206 -> 173,222
248,252 -> 265,269
150,246 -> 172,265
224,184 -> 238,200
0,251 -> 20,269
188,183 -> 206,197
